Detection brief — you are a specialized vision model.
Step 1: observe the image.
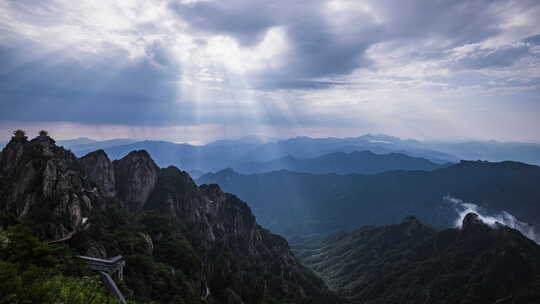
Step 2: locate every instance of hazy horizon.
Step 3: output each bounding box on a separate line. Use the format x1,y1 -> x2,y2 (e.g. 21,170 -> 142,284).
3,131 -> 540,147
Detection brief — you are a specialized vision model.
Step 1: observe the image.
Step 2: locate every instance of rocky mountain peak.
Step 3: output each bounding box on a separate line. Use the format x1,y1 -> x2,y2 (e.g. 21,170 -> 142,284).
0,136 -> 29,177
0,135 -> 95,240
198,168 -> 241,187
461,212 -> 492,235
29,134 -> 57,158
199,183 -> 225,200
80,150 -> 116,198
113,150 -> 159,211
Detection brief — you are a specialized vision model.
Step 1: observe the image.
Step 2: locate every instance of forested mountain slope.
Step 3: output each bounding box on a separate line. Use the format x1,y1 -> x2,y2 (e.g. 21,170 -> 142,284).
199,161 -> 540,237
0,134 -> 341,303
292,215 -> 540,303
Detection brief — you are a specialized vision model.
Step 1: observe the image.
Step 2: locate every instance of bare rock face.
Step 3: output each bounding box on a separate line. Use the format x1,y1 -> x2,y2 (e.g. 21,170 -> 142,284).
146,167 -> 259,244
144,166 -> 309,301
0,137 -> 28,178
80,150 -> 116,198
0,135 -> 100,239
113,150 -> 159,211
461,212 -> 492,235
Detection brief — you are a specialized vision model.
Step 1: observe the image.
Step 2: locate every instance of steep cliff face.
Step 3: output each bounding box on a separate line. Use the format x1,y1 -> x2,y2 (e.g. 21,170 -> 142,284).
0,136 -> 339,304
147,166 -> 258,243
0,135 -> 27,177
293,214 -> 540,304
0,135 -> 102,240
113,150 -> 159,211
144,166 -> 318,302
79,150 -> 116,198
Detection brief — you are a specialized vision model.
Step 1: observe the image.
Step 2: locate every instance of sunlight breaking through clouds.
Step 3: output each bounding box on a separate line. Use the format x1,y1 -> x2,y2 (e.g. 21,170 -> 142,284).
0,0 -> 539,142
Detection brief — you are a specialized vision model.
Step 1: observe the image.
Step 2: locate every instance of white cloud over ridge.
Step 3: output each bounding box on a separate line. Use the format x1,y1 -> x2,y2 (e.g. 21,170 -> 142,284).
446,196 -> 540,244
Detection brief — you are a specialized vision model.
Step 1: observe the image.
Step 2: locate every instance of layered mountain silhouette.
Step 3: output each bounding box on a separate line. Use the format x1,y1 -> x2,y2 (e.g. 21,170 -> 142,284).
61,135 -> 540,176
75,140 -> 261,174
199,161 -> 540,237
0,134 -> 340,303
70,135 -> 454,174
233,151 -> 443,174
292,214 -> 540,303
61,138 -> 138,152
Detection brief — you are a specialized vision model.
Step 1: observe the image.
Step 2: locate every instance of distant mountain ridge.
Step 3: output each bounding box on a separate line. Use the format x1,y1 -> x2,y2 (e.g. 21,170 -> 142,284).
62,138 -> 138,152
59,134 -> 540,175
235,134 -> 460,165
70,135 -> 461,173
198,160 -> 540,237
234,150 -> 443,174
424,140 -> 540,166
4,134 -> 540,170
57,137 -> 97,146
76,140 -> 247,173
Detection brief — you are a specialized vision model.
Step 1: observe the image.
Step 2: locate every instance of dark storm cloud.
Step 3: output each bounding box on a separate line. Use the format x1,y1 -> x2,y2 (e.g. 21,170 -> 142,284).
170,0 -> 538,88
1,0 -> 539,128
0,38 -> 342,127
524,34 -> 540,45
169,0 -> 278,46
171,0 -> 381,87
0,41 -> 189,126
369,0 -> 501,44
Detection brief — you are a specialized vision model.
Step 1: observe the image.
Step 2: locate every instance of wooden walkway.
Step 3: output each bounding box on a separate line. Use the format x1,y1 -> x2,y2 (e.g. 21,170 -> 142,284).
43,220 -> 126,303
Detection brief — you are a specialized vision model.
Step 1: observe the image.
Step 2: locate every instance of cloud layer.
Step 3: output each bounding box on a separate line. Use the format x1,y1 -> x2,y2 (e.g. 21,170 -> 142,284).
0,0 -> 539,141
446,196 -> 540,244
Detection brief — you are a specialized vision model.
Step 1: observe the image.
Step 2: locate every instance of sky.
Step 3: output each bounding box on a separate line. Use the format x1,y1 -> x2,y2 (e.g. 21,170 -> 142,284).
0,0 -> 539,144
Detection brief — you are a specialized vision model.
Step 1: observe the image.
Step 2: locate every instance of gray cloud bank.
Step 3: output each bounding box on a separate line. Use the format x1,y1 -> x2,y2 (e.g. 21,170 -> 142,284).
0,0 -> 539,140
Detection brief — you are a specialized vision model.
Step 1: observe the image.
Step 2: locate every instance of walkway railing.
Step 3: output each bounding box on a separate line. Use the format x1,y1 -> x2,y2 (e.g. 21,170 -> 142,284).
79,255 -> 127,304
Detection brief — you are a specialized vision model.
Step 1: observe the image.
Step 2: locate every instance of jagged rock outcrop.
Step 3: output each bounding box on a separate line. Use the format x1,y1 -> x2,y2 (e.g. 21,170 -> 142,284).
0,135 -> 340,304
0,134 -> 28,177
113,150 -> 159,211
293,214 -> 540,304
146,166 -> 259,243
460,212 -> 492,234
0,135 -> 99,239
141,165 -> 315,302
79,150 -> 116,198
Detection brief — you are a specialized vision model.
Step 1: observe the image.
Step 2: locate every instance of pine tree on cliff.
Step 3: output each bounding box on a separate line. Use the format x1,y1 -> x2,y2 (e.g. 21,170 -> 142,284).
12,129 -> 26,140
